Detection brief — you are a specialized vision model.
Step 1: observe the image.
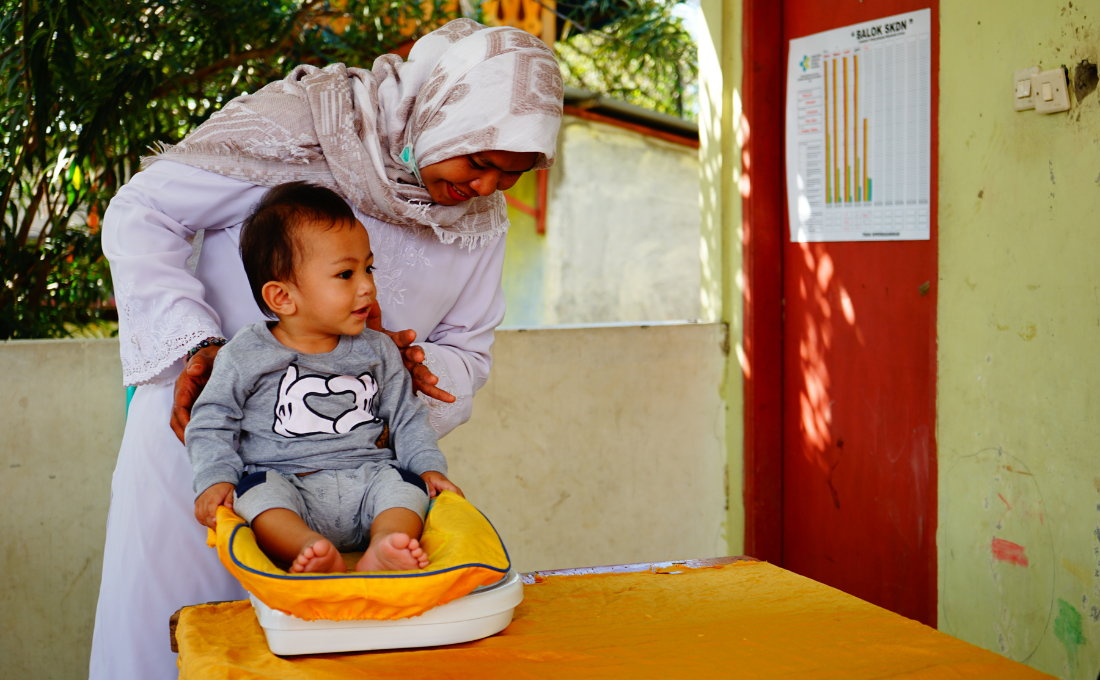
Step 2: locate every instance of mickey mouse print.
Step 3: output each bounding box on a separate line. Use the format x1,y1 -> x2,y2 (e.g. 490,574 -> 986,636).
273,364 -> 381,437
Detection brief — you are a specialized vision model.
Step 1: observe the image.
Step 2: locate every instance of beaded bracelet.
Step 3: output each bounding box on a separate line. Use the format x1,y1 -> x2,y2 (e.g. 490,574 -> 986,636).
186,336 -> 227,361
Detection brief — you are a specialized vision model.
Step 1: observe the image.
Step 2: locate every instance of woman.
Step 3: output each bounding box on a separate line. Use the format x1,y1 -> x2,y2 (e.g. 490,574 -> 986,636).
90,19 -> 562,679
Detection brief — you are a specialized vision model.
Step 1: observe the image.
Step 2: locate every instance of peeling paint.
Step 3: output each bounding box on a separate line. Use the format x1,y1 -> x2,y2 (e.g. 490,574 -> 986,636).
1073,59 -> 1098,103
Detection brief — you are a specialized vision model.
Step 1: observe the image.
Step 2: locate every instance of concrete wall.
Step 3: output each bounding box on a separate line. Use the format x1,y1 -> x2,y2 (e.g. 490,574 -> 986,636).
501,116 -> 703,327
0,340 -> 125,680
0,324 -> 729,678
442,323 -> 730,571
937,3 -> 1100,679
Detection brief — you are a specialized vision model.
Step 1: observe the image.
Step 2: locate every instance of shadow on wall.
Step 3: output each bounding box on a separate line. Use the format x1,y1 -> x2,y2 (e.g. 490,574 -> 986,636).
782,239 -> 936,625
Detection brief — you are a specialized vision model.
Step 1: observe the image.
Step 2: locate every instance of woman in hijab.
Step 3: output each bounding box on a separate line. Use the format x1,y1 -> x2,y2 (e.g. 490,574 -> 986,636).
89,19 -> 562,679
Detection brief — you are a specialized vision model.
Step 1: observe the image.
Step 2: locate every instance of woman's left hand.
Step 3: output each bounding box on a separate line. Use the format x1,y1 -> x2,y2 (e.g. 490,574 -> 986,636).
367,301 -> 456,403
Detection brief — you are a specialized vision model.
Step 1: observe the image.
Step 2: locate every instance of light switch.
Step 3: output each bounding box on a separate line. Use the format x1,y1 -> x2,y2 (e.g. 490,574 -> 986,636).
1032,68 -> 1071,113
1014,67 -> 1041,111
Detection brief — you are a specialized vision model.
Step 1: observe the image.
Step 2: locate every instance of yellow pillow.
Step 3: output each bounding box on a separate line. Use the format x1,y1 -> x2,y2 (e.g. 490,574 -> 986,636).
207,491 -> 511,621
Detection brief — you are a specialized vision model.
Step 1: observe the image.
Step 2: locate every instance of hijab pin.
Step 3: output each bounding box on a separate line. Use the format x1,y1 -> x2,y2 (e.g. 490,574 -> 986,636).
400,145 -> 424,186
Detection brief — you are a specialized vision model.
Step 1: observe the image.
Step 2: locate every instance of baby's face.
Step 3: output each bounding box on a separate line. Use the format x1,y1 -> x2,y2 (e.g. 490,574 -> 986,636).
287,219 -> 376,337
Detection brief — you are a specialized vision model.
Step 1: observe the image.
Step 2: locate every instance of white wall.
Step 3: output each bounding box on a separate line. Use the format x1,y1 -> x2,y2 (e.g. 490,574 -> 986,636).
541,116 -> 703,325
0,324 -> 729,678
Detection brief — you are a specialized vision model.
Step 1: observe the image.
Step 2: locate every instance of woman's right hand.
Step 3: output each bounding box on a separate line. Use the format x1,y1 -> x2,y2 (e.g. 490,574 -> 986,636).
365,301 -> 456,403
171,345 -> 222,443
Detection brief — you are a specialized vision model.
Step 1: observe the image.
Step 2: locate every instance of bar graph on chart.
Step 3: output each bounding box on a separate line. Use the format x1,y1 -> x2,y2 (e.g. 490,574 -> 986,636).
824,53 -> 871,204
786,9 -> 931,242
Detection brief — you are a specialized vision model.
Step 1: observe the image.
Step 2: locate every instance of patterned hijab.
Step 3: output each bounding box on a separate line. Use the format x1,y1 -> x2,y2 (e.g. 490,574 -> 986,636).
148,19 -> 564,248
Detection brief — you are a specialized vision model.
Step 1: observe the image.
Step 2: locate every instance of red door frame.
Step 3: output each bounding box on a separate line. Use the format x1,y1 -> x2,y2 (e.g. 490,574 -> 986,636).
740,1 -> 939,625
740,0 -> 786,567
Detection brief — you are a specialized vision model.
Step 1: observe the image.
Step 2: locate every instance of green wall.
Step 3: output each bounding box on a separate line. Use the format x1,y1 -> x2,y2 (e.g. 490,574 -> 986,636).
938,2 -> 1100,678
500,171 -> 547,328
701,0 -> 745,556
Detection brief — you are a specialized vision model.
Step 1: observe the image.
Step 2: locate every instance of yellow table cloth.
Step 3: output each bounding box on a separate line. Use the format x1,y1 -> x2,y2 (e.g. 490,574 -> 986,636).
176,560 -> 1054,679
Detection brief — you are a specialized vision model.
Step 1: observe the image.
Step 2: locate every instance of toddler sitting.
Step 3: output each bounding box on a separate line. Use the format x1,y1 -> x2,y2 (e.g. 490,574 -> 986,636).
186,182 -> 462,574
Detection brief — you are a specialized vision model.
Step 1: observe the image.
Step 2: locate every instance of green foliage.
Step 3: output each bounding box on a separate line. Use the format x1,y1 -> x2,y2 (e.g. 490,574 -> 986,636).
0,0 -> 452,339
0,0 -> 695,339
552,0 -> 698,119
0,216 -> 114,339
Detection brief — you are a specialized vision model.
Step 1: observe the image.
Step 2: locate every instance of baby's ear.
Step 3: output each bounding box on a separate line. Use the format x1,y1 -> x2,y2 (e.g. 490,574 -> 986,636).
262,281 -> 296,316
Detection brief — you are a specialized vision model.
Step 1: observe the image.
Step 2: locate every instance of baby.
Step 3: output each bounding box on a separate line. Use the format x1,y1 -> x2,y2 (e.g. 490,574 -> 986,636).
186,181 -> 462,574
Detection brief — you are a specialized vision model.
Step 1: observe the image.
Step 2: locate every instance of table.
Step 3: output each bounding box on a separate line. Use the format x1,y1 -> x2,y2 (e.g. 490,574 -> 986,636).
171,557 -> 1055,679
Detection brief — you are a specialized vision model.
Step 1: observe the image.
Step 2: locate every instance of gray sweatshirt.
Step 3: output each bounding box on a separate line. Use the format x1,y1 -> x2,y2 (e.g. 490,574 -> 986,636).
186,323 -> 447,495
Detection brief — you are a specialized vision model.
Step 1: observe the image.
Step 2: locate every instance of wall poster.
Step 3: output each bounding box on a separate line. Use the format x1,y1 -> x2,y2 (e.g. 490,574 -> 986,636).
785,9 -> 931,242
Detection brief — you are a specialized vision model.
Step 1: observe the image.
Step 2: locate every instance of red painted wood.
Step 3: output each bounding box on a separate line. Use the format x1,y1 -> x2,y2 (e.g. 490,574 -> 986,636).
504,194 -> 538,218
778,1 -> 939,626
741,0 -> 786,566
505,169 -> 549,233
536,168 -> 548,234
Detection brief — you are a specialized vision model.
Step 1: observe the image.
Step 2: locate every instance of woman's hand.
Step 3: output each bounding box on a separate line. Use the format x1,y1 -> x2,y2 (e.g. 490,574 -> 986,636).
420,471 -> 464,499
170,345 -> 222,443
194,482 -> 235,530
366,301 -> 456,403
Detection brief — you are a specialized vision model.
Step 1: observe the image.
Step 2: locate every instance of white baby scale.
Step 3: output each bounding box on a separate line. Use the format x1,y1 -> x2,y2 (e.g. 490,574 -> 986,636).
250,569 -> 523,655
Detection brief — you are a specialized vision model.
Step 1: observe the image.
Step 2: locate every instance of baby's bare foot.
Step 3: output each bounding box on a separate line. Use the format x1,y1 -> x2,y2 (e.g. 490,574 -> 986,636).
290,538 -> 347,574
356,533 -> 430,572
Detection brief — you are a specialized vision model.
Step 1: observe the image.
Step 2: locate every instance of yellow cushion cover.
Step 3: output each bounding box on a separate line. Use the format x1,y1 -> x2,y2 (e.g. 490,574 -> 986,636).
206,491 -> 511,621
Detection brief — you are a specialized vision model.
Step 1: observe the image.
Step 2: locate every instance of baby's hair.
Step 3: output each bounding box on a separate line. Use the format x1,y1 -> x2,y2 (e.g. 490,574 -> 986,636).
239,181 -> 356,318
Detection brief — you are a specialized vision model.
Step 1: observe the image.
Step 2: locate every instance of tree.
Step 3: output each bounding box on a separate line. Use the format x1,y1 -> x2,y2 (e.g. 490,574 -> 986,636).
0,0 -> 695,339
0,0 -> 453,339
550,0 -> 698,120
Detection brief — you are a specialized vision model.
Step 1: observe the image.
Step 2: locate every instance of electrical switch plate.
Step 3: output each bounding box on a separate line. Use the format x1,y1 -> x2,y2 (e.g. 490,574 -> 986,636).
1014,67 -> 1040,111
1032,68 -> 1071,113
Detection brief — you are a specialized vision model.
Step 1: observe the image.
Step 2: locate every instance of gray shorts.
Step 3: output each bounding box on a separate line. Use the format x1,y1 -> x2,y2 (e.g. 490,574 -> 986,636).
232,461 -> 429,551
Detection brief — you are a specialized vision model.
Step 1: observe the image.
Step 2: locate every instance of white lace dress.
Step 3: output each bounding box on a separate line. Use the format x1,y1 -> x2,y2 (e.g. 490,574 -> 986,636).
89,161 -> 506,679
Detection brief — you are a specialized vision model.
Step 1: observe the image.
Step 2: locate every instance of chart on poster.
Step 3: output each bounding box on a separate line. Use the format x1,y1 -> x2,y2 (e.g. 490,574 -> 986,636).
785,9 -> 931,242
